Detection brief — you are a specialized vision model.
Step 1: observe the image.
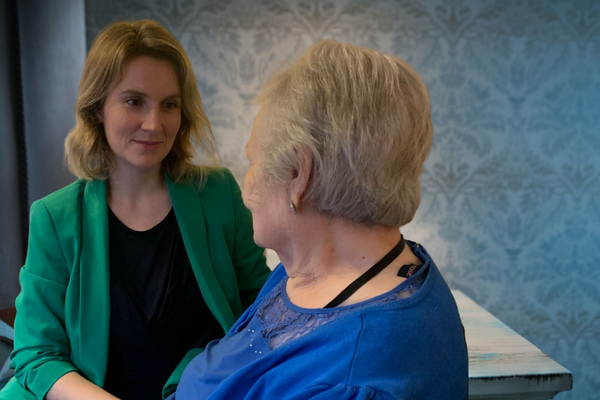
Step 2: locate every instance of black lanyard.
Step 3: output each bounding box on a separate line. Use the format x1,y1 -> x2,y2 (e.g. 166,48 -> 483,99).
324,235 -> 406,308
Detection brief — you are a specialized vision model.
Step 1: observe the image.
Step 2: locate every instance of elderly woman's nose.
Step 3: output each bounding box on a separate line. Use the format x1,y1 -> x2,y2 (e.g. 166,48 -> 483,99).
141,106 -> 162,132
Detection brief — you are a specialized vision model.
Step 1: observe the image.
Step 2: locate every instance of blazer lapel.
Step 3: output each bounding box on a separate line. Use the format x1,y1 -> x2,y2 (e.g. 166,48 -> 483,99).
75,179 -> 111,385
166,176 -> 236,330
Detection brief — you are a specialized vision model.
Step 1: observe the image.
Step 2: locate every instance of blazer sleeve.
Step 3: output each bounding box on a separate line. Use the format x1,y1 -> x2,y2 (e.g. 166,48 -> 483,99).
225,171 -> 271,310
9,200 -> 78,399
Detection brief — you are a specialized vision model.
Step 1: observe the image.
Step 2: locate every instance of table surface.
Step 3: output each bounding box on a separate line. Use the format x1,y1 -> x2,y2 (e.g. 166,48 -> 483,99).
452,290 -> 573,400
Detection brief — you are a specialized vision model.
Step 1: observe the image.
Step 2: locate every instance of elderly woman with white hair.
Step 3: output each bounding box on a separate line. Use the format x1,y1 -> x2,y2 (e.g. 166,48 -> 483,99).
169,40 -> 468,400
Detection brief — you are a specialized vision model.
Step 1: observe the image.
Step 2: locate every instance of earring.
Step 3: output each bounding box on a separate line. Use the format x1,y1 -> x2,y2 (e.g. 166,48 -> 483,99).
289,200 -> 297,214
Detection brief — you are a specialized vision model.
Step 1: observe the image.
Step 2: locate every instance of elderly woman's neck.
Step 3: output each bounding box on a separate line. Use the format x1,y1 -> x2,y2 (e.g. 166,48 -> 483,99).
281,214 -> 402,288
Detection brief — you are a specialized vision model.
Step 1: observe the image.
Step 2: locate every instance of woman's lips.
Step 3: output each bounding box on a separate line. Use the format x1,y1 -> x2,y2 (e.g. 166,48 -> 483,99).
134,140 -> 161,150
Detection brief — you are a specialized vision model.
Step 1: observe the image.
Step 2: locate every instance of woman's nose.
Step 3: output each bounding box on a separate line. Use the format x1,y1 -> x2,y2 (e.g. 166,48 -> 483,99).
141,107 -> 162,132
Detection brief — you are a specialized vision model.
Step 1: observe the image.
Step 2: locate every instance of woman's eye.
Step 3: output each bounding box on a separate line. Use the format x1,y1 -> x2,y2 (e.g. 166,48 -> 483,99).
125,98 -> 142,106
164,101 -> 180,110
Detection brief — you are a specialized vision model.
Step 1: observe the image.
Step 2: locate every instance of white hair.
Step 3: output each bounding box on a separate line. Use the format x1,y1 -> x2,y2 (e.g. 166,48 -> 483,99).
256,40 -> 433,227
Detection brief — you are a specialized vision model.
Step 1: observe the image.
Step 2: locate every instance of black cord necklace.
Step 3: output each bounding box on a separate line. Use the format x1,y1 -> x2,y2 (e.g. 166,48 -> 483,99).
324,235 -> 406,308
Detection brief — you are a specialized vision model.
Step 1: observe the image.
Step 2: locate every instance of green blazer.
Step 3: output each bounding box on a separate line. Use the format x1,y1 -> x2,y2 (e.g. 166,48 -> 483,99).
0,168 -> 271,400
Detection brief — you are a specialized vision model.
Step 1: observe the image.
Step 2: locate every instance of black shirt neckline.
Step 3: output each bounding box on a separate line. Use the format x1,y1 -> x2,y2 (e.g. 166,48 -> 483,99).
107,205 -> 175,235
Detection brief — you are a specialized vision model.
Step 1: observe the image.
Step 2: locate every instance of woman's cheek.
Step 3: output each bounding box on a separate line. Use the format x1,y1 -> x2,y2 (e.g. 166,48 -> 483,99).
242,171 -> 259,211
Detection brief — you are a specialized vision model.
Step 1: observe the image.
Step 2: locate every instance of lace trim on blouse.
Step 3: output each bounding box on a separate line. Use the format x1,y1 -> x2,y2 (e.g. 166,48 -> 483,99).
256,272 -> 426,350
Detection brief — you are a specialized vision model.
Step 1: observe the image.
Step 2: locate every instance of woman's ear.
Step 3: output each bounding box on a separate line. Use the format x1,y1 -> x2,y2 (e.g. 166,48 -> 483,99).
289,145 -> 313,209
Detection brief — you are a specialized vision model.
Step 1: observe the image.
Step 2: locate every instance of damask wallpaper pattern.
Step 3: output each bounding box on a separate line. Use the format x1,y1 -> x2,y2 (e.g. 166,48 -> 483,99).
86,1 -> 600,398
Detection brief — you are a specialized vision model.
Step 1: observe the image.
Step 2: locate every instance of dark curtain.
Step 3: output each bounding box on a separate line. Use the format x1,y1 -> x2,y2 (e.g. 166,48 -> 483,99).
0,0 -> 27,309
0,0 -> 85,308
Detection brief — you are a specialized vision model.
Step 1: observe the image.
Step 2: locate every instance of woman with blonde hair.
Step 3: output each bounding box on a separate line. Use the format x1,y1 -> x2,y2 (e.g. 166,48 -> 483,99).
169,40 -> 468,400
0,20 -> 270,400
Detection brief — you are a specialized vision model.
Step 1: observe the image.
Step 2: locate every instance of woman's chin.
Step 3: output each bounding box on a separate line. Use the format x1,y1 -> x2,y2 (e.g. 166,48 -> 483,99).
252,231 -> 279,253
253,234 -> 266,249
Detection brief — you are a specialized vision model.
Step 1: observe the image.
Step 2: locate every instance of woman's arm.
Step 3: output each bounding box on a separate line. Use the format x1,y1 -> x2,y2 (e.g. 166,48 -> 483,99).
46,373 -> 120,400
10,201 -> 113,399
283,384 -> 395,400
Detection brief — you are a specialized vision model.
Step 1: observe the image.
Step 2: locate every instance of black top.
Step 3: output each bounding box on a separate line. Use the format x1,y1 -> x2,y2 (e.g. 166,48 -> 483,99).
104,207 -> 223,400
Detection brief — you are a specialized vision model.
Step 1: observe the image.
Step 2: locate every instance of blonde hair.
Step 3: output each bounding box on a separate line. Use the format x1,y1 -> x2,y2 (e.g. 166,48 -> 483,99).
65,19 -> 218,183
256,40 -> 433,227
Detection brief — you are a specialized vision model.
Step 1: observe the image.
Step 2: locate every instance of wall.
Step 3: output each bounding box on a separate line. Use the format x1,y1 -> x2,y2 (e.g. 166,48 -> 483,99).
85,1 -> 600,399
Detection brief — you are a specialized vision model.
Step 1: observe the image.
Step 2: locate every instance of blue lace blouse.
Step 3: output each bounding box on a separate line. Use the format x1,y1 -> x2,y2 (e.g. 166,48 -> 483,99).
169,242 -> 468,400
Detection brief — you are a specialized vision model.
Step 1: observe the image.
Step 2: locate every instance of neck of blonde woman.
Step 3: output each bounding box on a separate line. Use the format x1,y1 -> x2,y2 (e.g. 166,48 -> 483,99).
106,164 -> 172,231
107,163 -> 165,205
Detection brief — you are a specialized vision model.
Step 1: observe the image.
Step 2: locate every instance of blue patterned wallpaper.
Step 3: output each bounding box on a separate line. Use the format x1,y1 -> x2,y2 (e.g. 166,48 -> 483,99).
86,1 -> 600,398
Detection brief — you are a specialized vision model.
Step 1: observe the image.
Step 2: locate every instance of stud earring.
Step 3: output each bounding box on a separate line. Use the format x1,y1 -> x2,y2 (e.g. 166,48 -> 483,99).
289,200 -> 297,214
